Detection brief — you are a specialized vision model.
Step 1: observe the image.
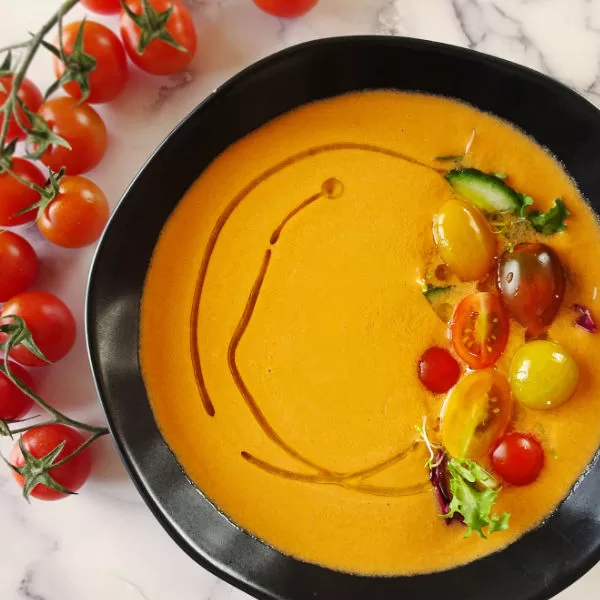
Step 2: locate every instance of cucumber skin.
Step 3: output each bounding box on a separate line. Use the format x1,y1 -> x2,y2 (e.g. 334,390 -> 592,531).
446,168 -> 521,213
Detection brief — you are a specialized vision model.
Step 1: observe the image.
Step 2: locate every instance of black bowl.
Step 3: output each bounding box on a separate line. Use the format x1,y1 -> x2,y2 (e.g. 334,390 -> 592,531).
86,36 -> 600,600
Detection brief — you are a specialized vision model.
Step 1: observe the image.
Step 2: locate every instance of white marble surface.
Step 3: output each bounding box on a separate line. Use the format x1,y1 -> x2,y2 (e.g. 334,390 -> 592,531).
1,0 -> 600,598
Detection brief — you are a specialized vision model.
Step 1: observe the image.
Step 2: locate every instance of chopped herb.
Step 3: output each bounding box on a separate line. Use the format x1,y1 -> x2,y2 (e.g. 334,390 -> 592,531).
443,458 -> 510,538
423,285 -> 453,298
527,199 -> 569,235
515,192 -> 534,218
573,304 -> 597,333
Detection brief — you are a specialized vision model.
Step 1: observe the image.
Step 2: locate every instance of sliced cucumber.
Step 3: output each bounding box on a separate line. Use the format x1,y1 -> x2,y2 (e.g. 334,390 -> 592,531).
423,285 -> 453,301
446,168 -> 521,213
423,286 -> 454,322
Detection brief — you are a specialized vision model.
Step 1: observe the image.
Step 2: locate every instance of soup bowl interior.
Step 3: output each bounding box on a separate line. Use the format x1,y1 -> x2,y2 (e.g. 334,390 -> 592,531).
86,36 -> 600,600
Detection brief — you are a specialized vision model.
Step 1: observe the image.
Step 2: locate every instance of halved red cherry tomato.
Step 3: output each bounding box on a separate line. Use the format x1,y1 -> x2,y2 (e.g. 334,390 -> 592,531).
81,0 -> 122,14
0,231 -> 39,302
0,76 -> 43,142
418,347 -> 460,394
441,370 -> 513,459
120,0 -> 197,76
253,0 -> 318,17
491,432 -> 544,486
36,97 -> 107,175
0,362 -> 35,422
0,158 -> 46,226
0,292 -> 76,367
54,21 -> 128,104
10,424 -> 92,501
498,243 -> 565,336
451,292 -> 509,369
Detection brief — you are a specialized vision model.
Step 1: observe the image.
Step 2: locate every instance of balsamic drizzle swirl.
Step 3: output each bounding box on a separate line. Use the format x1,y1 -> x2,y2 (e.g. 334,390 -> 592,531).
189,143 -> 445,495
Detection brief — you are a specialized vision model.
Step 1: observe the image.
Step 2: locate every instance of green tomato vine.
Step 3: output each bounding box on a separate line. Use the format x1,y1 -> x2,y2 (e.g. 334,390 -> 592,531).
0,0 -> 188,501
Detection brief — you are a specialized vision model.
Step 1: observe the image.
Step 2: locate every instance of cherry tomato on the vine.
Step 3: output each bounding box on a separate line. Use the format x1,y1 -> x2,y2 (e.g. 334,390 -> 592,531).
120,0 -> 197,75
10,424 -> 92,501
36,97 -> 107,175
81,0 -> 123,15
451,292 -> 509,369
491,433 -> 544,486
0,76 -> 43,142
54,21 -> 128,104
0,362 -> 35,422
37,176 -> 109,249
253,0 -> 318,17
0,231 -> 38,302
418,347 -> 460,394
0,158 -> 45,226
0,292 -> 76,367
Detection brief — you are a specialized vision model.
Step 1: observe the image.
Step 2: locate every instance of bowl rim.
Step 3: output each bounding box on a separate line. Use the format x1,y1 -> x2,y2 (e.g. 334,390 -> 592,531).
86,35 -> 600,600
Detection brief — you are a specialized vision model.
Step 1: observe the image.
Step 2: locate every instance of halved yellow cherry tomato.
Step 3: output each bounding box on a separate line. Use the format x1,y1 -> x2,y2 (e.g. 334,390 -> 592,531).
441,370 -> 513,459
509,341 -> 578,410
433,199 -> 496,281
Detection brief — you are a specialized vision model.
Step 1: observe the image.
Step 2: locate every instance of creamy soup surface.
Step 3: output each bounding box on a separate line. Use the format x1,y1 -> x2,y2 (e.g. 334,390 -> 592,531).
140,91 -> 600,575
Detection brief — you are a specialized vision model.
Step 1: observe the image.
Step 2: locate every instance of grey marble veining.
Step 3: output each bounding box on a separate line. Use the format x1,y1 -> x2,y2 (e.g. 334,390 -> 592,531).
0,1 -> 599,598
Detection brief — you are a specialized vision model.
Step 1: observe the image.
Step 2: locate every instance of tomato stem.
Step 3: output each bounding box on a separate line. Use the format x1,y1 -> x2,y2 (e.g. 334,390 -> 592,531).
49,429 -> 105,470
0,321 -> 108,438
0,0 -> 81,155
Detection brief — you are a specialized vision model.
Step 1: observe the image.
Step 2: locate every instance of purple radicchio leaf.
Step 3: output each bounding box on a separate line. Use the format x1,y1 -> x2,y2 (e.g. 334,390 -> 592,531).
429,450 -> 463,525
573,304 -> 597,333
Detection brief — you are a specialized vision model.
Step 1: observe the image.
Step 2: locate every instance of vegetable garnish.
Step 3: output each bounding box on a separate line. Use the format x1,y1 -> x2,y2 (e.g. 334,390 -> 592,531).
423,285 -> 453,298
528,199 -> 569,235
417,421 -> 461,523
573,304 -> 597,333
430,450 -> 454,519
434,155 -> 463,163
446,167 -> 569,234
444,458 -> 510,538
416,421 -> 508,534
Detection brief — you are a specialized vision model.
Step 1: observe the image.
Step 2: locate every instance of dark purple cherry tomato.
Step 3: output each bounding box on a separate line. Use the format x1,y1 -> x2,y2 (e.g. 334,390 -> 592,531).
498,243 -> 565,336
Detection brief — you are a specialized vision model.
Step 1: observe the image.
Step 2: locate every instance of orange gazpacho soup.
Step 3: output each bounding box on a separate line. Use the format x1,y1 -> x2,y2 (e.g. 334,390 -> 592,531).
140,91 -> 600,575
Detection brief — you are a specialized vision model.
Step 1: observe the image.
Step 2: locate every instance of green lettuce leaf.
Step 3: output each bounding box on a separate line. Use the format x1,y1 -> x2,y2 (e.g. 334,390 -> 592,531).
527,198 -> 570,235
444,458 -> 510,538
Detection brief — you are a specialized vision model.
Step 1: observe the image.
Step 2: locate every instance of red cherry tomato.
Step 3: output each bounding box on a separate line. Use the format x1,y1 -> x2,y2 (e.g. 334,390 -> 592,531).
418,347 -> 460,394
491,432 -> 545,486
0,231 -> 39,302
451,292 -> 509,369
253,0 -> 318,17
0,76 -> 43,142
37,176 -> 109,249
498,243 -> 565,336
0,292 -> 76,367
0,362 -> 35,421
37,97 -> 107,175
81,0 -> 122,14
0,158 -> 46,226
10,424 -> 92,500
54,21 -> 128,104
120,0 -> 197,75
